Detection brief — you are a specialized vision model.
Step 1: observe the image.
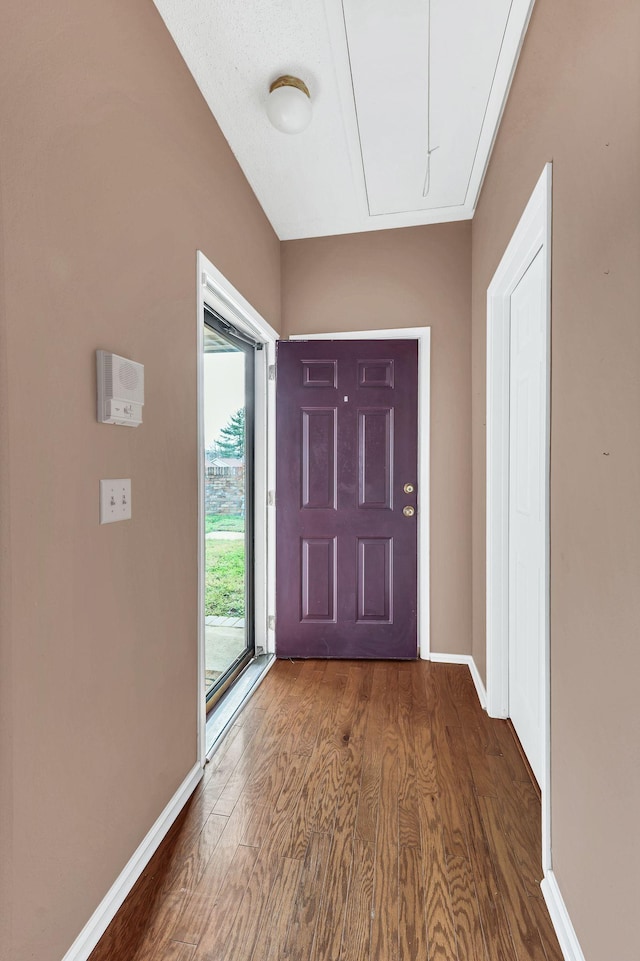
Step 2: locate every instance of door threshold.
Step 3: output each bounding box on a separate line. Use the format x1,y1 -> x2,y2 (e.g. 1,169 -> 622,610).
205,653 -> 275,759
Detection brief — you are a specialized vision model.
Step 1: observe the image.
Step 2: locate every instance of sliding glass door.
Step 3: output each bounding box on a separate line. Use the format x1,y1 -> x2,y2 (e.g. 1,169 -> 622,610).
203,308 -> 255,708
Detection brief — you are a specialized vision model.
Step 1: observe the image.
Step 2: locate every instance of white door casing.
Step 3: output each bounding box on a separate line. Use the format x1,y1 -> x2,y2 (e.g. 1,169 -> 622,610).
508,249 -> 546,785
196,251 -> 278,768
486,163 -> 552,873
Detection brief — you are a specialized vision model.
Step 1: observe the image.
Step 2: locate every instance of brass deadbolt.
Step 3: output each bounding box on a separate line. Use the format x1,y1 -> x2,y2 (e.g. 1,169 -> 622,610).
403,483 -> 415,494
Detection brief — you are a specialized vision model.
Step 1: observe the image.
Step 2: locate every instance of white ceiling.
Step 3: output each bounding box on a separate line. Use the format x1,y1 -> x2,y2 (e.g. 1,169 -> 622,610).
152,0 -> 534,240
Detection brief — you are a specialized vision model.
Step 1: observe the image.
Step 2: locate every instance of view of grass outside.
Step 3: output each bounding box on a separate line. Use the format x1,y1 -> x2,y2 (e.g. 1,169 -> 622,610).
205,512 -> 244,533
205,514 -> 245,617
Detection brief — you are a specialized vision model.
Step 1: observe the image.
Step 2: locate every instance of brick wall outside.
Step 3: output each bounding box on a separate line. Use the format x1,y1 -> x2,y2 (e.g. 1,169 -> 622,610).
205,471 -> 244,515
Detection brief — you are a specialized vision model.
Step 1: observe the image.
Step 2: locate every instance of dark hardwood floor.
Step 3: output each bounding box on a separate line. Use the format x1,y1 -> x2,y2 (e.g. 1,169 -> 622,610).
88,660 -> 563,961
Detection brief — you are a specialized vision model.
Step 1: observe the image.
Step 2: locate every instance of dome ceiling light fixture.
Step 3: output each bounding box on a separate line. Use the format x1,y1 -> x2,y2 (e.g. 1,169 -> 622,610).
266,75 -> 312,134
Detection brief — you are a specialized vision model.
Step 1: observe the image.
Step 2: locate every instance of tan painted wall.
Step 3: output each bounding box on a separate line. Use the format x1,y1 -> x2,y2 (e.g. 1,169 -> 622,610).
282,223 -> 472,657
0,1 -> 280,958
471,1 -> 640,957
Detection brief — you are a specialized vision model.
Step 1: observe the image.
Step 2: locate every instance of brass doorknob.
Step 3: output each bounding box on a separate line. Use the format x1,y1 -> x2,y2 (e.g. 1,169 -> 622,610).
402,505 -> 415,517
403,483 -> 415,494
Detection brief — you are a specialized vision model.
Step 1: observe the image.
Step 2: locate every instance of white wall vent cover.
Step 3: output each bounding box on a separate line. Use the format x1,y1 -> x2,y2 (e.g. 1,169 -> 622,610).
96,350 -> 144,427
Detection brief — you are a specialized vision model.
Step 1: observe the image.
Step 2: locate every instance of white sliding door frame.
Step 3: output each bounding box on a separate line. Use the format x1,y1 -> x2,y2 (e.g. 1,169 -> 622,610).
289,326 -> 431,660
486,164 -> 552,872
196,251 -> 278,767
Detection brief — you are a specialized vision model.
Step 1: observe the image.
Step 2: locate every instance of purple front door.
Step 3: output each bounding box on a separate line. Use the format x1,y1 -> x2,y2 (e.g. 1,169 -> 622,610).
276,339 -> 418,659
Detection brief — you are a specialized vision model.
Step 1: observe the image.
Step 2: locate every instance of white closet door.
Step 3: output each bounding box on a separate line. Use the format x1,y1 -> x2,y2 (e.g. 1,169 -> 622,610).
508,248 -> 546,785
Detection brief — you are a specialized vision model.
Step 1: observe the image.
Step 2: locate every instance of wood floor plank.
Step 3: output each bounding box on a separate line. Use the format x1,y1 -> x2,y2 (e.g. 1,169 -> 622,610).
411,662 -> 438,797
430,662 -> 461,726
205,702 -> 267,776
218,747 -> 311,961
156,942 -> 197,961
478,796 -> 548,961
210,828 -> 290,961
448,668 -> 501,797
281,832 -> 332,961
398,844 -> 428,961
210,703 -> 297,816
460,791 -> 518,961
239,801 -> 273,848
192,843 -> 259,961
438,720 -> 518,961
339,838 -> 374,961
421,793 -> 459,961
89,661 -> 564,961
239,747 -> 292,809
353,665 -> 387,842
398,666 -> 421,849
309,833 -> 354,961
159,811 -> 228,900
281,751 -> 330,860
286,662 -> 331,757
424,669 -> 469,860
312,664 -> 371,835
248,856 -> 302,961
447,856 -> 489,961
370,733 -> 399,961
214,750 -> 312,961
123,811 -> 229,958
527,894 -> 565,961
494,779 -> 544,899
274,660 -> 329,757
169,795 -> 259,945
312,688 -> 368,961
279,668 -> 351,858
435,725 -> 470,860
248,658 -> 303,710
492,717 -> 538,787
268,751 -> 312,828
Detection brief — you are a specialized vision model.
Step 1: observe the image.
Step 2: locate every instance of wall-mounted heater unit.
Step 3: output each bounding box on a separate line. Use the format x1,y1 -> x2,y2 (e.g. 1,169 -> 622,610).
96,350 -> 144,427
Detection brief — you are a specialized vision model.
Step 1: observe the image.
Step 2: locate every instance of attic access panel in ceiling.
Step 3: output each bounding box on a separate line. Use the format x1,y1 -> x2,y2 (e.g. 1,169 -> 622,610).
152,0 -> 535,240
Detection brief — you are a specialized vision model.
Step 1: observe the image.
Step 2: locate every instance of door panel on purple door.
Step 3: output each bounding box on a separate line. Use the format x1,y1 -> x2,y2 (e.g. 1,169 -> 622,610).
301,408 -> 337,510
276,339 -> 418,659
302,359 -> 338,388
358,359 -> 395,388
357,538 -> 393,623
358,407 -> 393,509
301,537 -> 337,622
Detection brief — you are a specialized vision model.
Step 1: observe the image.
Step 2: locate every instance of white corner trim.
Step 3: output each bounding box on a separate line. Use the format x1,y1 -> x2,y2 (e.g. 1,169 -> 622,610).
468,657 -> 488,710
289,327 -> 431,660
541,872 -> 587,961
60,762 -> 203,961
428,653 -> 487,710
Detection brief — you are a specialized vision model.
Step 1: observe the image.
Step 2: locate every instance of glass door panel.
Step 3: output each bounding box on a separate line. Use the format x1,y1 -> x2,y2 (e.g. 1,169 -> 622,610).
203,311 -> 255,707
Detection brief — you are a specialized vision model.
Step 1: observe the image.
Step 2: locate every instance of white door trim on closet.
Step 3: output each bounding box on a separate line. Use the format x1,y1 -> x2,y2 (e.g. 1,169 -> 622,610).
485,163 -> 552,872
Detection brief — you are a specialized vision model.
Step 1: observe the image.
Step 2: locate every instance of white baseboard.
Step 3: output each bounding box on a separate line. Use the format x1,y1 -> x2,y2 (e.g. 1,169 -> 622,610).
61,762 -> 203,961
428,653 -> 488,710
429,652 -> 472,664
467,657 -> 488,710
540,871 -> 586,961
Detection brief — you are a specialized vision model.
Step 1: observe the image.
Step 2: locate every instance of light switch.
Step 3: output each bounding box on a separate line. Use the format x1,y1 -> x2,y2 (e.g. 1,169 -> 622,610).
100,479 -> 132,524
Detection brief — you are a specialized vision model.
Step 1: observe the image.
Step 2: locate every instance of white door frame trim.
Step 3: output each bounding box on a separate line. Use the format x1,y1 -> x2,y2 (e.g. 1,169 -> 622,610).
289,327 -> 431,660
196,251 -> 278,767
486,163 -> 552,872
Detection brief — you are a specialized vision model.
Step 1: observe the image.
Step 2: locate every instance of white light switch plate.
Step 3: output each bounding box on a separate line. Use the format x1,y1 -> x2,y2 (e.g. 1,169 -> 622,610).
100,479 -> 132,524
